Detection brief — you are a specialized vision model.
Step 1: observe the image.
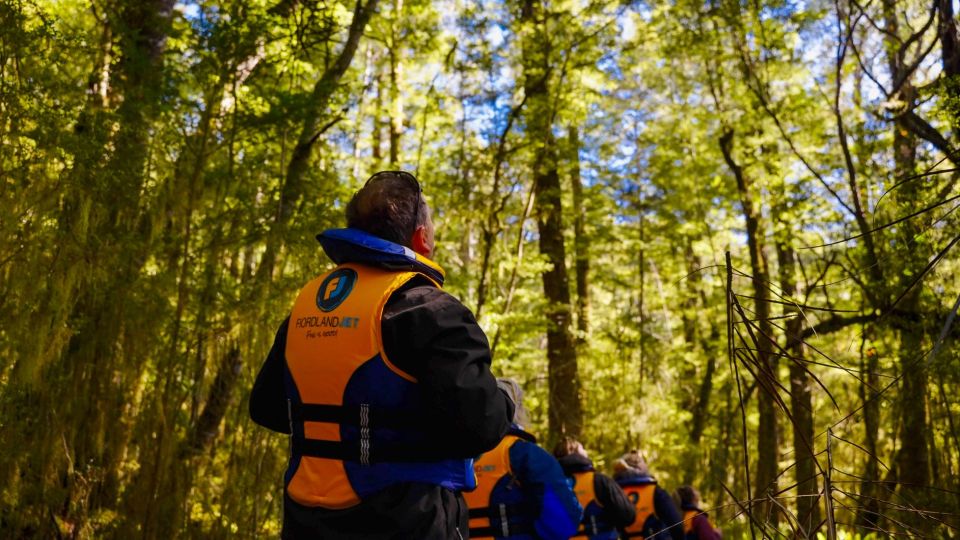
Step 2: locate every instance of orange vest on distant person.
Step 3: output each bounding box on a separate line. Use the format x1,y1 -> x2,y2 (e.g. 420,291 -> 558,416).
463,433 -> 544,538
570,471 -> 616,539
572,471 -> 597,513
620,483 -> 657,538
683,509 -> 697,535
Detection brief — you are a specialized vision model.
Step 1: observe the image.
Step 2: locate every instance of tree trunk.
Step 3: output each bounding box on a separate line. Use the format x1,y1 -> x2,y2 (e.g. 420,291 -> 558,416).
1,0 -> 179,534
474,99 -> 526,319
882,0 -> 932,531
520,0 -> 582,443
687,248 -> 719,448
939,0 -> 960,79
637,179 -> 646,401
777,241 -> 821,534
720,128 -> 779,528
372,71 -> 384,166
388,0 -> 404,166
684,246 -> 720,485
856,341 -> 883,531
569,127 -> 589,345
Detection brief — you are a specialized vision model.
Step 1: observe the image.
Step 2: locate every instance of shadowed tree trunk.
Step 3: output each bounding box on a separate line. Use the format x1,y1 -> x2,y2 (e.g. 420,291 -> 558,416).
939,0 -> 960,77
720,128 -> 779,528
683,247 -> 720,485
388,0 -> 404,166
856,341 -> 883,531
777,240 -> 821,535
687,248 -> 720,447
882,1 -> 932,532
372,71 -> 384,167
520,0 -> 582,443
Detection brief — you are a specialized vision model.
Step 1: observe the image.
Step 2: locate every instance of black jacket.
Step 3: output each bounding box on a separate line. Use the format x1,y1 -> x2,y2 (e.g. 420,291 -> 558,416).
251,274 -> 514,539
557,454 -> 637,529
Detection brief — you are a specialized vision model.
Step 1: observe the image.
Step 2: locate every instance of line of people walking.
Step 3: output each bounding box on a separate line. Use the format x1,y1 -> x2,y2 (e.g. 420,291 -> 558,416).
465,378 -> 722,540
250,170 -> 724,538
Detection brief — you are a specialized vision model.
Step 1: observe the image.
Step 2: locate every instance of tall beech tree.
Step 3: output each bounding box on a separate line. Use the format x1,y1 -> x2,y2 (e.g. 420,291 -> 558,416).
518,0 -> 582,442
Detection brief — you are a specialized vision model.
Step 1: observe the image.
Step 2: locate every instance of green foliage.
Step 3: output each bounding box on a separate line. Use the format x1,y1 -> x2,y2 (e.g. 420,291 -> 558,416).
2,0 -> 960,537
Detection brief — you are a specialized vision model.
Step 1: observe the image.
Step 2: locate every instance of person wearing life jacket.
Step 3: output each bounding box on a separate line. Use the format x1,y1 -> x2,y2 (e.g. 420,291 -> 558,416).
249,171 -> 514,539
613,451 -> 684,540
463,378 -> 582,540
676,486 -> 721,540
552,438 -> 636,540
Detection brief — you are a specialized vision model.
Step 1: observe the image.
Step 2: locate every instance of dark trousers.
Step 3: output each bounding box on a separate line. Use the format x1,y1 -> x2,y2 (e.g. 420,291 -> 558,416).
282,484 -> 468,539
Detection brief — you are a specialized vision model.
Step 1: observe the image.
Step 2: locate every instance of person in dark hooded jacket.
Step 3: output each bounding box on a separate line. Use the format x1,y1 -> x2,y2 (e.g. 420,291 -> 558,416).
250,171 -> 514,539
613,451 -> 684,540
553,438 -> 636,540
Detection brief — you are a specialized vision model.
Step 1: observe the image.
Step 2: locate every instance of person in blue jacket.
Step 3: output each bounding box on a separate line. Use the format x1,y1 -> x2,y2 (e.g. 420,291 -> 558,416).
463,378 -> 583,539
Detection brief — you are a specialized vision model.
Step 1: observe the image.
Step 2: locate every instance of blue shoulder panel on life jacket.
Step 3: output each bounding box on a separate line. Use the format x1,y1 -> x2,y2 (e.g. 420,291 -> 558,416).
487,472 -> 532,538
317,228 -> 445,286
340,353 -> 474,497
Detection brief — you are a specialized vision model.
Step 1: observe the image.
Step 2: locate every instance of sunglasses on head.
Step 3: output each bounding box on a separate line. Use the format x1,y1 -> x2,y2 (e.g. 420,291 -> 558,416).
364,170 -> 423,233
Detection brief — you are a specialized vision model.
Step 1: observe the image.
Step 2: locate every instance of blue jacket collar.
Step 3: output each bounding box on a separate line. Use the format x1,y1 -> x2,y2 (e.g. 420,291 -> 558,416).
316,228 -> 445,286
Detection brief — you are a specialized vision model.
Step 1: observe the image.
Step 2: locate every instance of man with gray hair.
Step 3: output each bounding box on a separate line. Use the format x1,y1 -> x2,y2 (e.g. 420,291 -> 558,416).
250,170 -> 514,539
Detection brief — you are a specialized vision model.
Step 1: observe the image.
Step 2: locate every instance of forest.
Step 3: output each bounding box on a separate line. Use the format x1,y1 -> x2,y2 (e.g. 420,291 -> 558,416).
2,0 -> 960,537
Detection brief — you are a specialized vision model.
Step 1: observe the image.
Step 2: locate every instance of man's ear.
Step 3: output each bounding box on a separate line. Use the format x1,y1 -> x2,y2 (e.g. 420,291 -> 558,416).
410,226 -> 431,258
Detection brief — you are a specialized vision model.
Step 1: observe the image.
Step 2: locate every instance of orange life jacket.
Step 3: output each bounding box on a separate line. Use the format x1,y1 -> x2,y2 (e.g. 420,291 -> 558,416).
570,471 -> 617,539
620,481 -> 665,539
572,470 -> 597,520
463,433 -> 537,538
283,261 -> 475,509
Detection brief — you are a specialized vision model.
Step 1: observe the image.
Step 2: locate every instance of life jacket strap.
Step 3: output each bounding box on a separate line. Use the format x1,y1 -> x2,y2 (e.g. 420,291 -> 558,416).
467,502 -> 532,519
467,502 -> 536,538
575,515 -> 616,536
291,435 -> 448,463
289,402 -> 430,431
